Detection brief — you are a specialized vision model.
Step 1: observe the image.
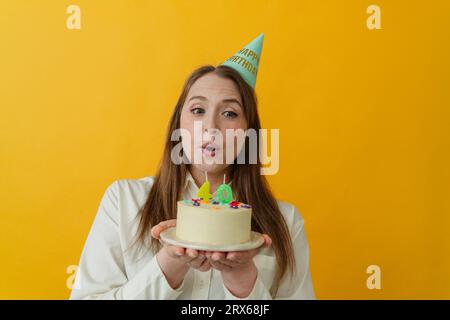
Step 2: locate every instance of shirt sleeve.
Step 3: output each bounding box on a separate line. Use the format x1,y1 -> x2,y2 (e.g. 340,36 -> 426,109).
69,180 -> 185,300
222,271 -> 272,300
222,205 -> 316,300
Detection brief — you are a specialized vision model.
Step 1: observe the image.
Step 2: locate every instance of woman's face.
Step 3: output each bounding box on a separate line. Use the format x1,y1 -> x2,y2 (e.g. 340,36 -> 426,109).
179,73 -> 248,174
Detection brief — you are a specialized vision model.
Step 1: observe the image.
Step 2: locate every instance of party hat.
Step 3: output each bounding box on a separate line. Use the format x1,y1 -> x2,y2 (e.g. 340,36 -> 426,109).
220,33 -> 264,89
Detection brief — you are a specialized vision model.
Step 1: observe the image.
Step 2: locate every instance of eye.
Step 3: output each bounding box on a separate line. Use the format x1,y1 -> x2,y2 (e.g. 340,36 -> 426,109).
191,106 -> 205,115
222,110 -> 238,118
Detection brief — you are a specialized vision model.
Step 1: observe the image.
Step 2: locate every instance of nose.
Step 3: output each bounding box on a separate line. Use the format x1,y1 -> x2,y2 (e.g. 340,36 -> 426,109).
202,113 -> 219,143
202,112 -> 218,133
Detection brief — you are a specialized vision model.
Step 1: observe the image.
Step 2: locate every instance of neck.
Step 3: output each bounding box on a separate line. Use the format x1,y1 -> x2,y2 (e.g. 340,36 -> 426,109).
188,166 -> 232,194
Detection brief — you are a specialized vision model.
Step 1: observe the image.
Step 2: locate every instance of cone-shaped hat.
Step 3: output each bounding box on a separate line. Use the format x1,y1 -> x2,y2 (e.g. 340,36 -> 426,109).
220,33 -> 264,89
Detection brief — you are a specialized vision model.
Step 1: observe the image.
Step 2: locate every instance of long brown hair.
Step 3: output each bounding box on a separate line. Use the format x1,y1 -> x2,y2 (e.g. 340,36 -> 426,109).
132,65 -> 295,297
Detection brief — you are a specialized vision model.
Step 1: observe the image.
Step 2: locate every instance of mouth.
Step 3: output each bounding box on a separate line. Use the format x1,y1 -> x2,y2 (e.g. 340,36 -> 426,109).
201,142 -> 219,157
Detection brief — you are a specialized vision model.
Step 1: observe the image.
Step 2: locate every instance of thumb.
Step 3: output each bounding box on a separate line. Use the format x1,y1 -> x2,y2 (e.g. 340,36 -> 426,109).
151,225 -> 164,239
263,234 -> 272,248
151,219 -> 177,240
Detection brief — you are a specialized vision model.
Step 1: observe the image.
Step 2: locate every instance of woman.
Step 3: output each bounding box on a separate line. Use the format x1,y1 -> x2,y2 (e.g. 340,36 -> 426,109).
70,36 -> 315,300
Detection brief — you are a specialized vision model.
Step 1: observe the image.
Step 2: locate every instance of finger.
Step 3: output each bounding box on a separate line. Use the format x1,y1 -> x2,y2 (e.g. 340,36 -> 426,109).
151,219 -> 177,239
209,259 -> 232,271
211,251 -> 226,262
206,251 -> 236,267
156,219 -> 177,234
167,245 -> 185,258
150,225 -> 161,239
219,257 -> 240,268
262,234 -> 272,247
205,251 -> 230,265
228,248 -> 259,259
188,255 -> 206,269
226,251 -> 244,263
225,251 -> 257,267
186,248 -> 199,259
159,219 -> 177,228
196,258 -> 212,272
177,248 -> 202,264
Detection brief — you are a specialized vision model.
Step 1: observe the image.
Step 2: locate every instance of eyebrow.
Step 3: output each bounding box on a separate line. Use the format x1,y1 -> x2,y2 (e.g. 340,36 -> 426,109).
188,95 -> 242,107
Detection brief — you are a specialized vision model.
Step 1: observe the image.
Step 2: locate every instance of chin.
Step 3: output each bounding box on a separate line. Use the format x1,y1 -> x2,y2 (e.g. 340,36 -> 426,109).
190,163 -> 230,175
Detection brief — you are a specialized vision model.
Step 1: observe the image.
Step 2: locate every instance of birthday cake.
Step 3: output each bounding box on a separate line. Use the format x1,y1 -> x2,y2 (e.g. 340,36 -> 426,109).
175,179 -> 252,245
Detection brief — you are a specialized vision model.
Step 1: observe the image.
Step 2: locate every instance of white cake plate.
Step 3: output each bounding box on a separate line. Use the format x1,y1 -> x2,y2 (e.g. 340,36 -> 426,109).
159,227 -> 265,252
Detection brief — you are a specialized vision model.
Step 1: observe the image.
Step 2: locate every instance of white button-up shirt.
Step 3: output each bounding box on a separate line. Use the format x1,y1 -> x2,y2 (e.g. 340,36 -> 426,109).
70,171 -> 315,300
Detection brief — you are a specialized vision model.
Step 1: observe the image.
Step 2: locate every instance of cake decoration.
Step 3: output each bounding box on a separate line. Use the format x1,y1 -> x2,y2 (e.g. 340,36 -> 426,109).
193,173 -> 249,208
216,183 -> 233,204
230,201 -> 241,209
197,172 -> 213,201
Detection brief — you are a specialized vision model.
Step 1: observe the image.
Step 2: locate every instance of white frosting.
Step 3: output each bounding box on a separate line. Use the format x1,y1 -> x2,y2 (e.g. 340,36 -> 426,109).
175,201 -> 252,245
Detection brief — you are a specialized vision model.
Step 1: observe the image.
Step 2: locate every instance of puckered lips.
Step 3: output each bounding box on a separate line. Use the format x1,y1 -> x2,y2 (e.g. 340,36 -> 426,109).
201,141 -> 220,157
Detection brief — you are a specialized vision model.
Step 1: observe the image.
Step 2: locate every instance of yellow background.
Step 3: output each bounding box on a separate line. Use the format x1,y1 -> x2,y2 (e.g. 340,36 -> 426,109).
1,0 -> 449,299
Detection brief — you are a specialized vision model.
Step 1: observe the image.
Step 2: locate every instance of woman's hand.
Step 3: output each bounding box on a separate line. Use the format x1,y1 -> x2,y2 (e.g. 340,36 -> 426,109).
204,234 -> 272,298
151,220 -> 272,297
151,219 -> 212,273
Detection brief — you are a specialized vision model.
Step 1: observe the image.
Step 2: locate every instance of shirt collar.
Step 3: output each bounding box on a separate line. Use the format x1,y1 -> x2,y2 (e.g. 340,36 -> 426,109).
184,169 -> 197,190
